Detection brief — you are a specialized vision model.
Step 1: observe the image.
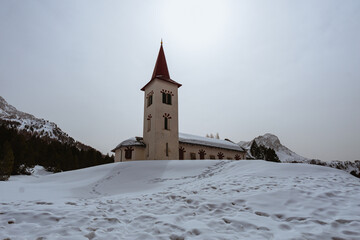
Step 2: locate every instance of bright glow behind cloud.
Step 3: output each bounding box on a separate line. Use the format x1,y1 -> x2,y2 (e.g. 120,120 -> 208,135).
159,0 -> 231,50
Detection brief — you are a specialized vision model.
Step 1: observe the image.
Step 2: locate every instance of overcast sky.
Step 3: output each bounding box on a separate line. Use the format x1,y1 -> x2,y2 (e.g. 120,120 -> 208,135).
1,0 -> 359,161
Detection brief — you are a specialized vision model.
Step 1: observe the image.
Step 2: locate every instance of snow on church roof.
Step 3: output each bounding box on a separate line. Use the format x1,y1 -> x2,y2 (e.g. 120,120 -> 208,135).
112,134 -> 245,153
179,133 -> 245,152
112,137 -> 145,152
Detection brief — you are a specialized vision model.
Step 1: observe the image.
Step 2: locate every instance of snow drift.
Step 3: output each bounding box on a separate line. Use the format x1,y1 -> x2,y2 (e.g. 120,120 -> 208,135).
1,160 -> 359,239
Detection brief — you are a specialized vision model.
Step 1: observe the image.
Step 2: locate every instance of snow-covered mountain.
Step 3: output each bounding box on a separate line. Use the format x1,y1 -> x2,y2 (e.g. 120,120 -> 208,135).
239,133 -> 360,177
0,96 -> 88,149
239,133 -> 308,162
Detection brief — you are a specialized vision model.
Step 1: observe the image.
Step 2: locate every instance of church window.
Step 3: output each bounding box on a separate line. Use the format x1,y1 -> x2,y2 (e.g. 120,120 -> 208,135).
217,152 -> 224,159
168,94 -> 172,105
179,147 -> 186,160
198,149 -> 206,159
147,114 -> 152,132
147,95 -> 153,107
164,117 -> 169,130
163,113 -> 171,130
190,153 -> 196,160
166,143 -> 169,157
125,147 -> 134,160
162,92 -> 172,105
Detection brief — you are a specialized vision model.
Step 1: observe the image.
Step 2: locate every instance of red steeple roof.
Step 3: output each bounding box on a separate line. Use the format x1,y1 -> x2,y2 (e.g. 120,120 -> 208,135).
141,41 -> 181,91
151,42 -> 170,80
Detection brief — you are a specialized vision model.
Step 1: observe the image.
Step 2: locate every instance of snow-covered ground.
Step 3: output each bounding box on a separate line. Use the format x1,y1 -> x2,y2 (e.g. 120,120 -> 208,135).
1,160 -> 360,240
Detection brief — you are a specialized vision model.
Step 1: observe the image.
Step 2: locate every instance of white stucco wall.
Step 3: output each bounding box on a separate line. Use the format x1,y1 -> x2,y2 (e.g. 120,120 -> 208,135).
143,78 -> 179,160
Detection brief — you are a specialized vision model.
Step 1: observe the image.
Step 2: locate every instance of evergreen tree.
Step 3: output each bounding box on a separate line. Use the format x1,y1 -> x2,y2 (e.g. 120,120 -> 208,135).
0,141 -> 15,181
0,124 -> 114,176
264,148 -> 280,162
250,141 -> 261,159
250,140 -> 279,162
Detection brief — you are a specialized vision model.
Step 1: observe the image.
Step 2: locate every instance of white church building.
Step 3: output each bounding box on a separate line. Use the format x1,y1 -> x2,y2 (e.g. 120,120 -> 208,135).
112,43 -> 246,161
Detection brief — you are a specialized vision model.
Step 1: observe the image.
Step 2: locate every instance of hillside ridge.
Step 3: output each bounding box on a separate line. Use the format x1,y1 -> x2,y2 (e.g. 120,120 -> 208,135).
238,133 -> 360,177
0,96 -> 89,150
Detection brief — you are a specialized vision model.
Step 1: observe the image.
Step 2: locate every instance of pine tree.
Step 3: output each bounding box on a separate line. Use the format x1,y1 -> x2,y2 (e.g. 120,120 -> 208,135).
0,141 -> 15,181
250,141 -> 261,159
264,148 -> 280,162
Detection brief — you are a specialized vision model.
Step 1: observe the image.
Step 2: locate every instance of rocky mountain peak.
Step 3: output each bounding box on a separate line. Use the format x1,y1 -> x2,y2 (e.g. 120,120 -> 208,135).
0,96 -> 89,150
253,133 -> 282,151
0,96 -> 36,120
238,133 -> 308,162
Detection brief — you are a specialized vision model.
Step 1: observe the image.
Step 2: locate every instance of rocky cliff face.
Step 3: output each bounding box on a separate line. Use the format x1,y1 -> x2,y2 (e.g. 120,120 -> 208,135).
0,96 -> 89,150
239,133 -> 308,162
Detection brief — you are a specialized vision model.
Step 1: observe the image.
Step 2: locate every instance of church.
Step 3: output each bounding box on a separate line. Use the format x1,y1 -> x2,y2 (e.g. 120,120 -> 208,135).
112,42 -> 246,161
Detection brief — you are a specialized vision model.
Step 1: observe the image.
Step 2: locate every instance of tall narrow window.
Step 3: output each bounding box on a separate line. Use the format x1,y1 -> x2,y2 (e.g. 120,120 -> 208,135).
163,113 -> 171,130
147,95 -> 153,107
147,114 -> 152,132
162,92 -> 166,103
147,91 -> 154,107
147,119 -> 151,131
168,94 -> 172,105
179,147 -> 186,160
166,143 -> 169,157
161,91 -> 172,105
164,117 -> 168,130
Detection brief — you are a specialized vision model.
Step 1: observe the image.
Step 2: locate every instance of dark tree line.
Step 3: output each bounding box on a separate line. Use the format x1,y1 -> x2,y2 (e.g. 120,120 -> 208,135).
250,141 -> 280,162
0,125 -> 113,180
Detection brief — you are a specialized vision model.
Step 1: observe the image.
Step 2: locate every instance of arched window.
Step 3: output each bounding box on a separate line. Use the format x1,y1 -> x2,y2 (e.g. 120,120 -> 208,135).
164,117 -> 168,130
147,91 -> 154,107
198,149 -> 206,159
125,147 -> 134,160
163,113 -> 171,130
217,152 -> 224,160
179,146 -> 186,160
147,95 -> 153,107
161,90 -> 173,105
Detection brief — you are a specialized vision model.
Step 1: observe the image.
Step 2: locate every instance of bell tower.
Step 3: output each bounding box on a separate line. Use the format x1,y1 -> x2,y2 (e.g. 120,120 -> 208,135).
141,41 -> 182,160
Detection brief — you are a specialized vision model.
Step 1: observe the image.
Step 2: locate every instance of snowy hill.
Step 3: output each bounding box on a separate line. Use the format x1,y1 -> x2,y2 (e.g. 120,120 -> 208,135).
1,160 -> 359,239
239,133 -> 360,177
0,96 -> 88,150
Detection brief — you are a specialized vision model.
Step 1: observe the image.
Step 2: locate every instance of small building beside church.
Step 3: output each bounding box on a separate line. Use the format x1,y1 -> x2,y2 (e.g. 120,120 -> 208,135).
112,42 -> 246,161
